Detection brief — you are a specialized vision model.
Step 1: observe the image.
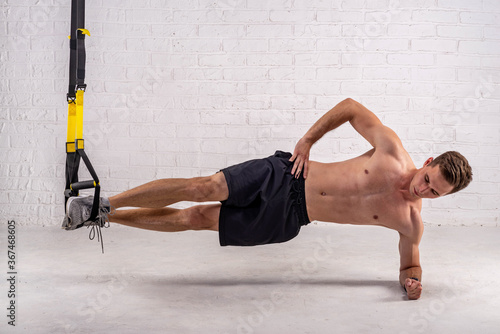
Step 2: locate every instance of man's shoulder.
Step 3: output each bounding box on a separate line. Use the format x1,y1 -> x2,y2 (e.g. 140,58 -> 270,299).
370,145 -> 415,173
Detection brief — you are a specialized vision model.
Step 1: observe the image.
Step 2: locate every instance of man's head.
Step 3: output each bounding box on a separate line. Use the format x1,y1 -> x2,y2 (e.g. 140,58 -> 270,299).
429,151 -> 473,195
410,151 -> 472,199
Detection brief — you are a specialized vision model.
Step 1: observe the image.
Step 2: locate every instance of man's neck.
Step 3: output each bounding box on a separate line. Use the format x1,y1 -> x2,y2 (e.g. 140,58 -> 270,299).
400,168 -> 419,201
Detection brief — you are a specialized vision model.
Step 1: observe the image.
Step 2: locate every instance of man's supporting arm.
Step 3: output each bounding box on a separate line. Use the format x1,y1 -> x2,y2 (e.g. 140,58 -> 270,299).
399,229 -> 424,300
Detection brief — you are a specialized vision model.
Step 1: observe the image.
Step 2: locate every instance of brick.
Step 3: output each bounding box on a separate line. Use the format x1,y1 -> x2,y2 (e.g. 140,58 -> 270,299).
317,10 -> 364,23
411,68 -> 456,82
342,23 -> 386,37
173,9 -> 223,23
224,96 -> 270,110
484,27 -> 500,40
341,0 -> 365,9
457,69 -> 500,85
388,53 -> 434,66
386,82 -> 435,97
269,38 -> 315,52
223,39 -> 267,52
130,152 -> 155,167
363,67 -> 410,80
459,40 -> 500,55
199,54 -> 245,67
152,53 -> 197,67
317,38 -> 363,51
225,126 -> 269,139
174,68 -> 224,81
317,67 -> 362,80
247,82 -> 294,95
456,126 -> 499,144
201,138 -> 247,154
199,82 -> 246,96
3,6 -> 30,22
4,51 -> 28,64
388,24 -> 436,37
223,68 -> 268,81
483,0 -> 500,12
248,110 -> 294,125
200,110 -> 247,125
436,54 -> 481,67
296,53 -> 340,66
341,53 -> 385,65
199,24 -> 245,37
126,8 -> 173,23
293,0 -> 333,8
246,0 -> 292,9
197,0 -> 246,8
460,12 -> 500,25
270,10 -> 315,22
295,81 -> 341,95
437,25 -> 483,39
412,9 -> 458,23
247,53 -> 293,66
412,39 -> 457,53
438,0 -> 481,10
247,24 -> 292,37
223,10 -> 269,23
480,196 -> 500,210
364,39 -> 409,51
295,24 -> 341,37
365,10 -> 412,23
270,96 -> 315,110
172,39 -> 222,53
105,23 -> 151,37
177,125 -> 225,138
269,67 -> 316,81
341,82 -> 385,96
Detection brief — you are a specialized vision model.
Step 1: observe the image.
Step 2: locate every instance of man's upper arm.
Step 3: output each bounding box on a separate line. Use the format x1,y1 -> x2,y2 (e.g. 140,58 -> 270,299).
347,99 -> 403,154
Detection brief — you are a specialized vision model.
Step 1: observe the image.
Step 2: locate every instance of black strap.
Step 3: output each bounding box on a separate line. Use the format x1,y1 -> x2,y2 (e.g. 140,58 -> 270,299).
67,0 -> 86,100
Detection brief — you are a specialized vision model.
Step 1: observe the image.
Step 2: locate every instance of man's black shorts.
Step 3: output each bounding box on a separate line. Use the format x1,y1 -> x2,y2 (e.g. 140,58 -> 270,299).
219,150 -> 310,246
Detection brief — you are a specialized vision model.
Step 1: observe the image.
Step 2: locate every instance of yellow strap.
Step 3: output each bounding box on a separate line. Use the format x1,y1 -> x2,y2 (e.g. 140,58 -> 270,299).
67,102 -> 77,151
76,90 -> 84,140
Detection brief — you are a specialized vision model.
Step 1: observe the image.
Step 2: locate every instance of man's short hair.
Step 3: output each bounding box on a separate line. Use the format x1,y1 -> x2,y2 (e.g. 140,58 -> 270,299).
430,151 -> 472,195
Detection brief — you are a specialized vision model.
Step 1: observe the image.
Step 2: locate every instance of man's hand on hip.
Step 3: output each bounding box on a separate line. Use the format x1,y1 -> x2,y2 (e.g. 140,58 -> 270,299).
290,137 -> 312,179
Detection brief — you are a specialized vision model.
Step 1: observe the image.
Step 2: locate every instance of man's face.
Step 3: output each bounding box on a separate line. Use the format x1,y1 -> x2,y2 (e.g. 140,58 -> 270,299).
410,159 -> 454,199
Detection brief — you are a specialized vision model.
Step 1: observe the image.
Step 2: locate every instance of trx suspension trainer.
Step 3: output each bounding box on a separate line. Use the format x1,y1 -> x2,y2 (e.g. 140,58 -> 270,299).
64,0 -> 105,250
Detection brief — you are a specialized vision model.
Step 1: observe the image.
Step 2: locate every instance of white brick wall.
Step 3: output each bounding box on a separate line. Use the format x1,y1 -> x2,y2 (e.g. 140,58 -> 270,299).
1,0 -> 499,226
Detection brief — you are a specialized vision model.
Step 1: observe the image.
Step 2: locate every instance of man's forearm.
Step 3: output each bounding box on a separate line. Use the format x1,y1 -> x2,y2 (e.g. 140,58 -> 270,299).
302,98 -> 355,144
399,266 -> 422,287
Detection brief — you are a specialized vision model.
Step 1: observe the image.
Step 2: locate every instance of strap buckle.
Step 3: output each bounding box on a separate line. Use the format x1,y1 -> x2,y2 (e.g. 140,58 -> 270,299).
67,94 -> 76,104
76,84 -> 87,92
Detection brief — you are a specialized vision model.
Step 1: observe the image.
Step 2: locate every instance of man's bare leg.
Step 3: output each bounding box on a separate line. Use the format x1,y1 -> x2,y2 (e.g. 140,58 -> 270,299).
109,172 -> 228,209
109,204 -> 221,232
105,173 -> 226,232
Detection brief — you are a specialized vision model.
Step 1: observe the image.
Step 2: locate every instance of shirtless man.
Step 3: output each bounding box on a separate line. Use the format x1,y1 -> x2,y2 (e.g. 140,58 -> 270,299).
63,98 -> 473,300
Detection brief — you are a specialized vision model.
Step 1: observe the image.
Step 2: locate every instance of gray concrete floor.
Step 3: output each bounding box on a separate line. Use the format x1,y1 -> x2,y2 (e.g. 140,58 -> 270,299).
1,223 -> 499,334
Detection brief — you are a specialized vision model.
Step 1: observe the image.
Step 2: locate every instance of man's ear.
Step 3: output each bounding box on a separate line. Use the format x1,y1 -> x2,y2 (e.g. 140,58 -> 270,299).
423,157 -> 434,167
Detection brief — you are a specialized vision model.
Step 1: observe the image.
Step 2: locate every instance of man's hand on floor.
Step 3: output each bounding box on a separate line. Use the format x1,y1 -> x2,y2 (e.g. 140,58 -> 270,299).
405,278 -> 423,300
